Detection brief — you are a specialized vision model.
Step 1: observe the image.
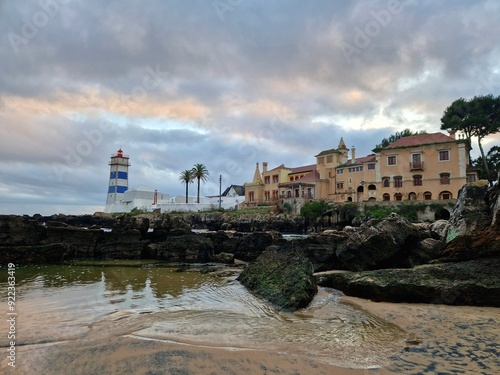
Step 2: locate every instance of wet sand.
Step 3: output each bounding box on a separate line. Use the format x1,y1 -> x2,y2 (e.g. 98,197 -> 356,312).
5,298 -> 498,375
342,296 -> 500,374
3,336 -> 393,375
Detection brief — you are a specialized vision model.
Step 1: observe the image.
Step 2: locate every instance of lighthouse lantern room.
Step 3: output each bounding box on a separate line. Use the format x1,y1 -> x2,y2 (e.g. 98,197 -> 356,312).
106,148 -> 130,205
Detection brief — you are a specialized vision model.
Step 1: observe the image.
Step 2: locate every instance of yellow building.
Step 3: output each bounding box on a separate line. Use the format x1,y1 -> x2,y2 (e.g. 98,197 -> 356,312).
244,132 -> 477,206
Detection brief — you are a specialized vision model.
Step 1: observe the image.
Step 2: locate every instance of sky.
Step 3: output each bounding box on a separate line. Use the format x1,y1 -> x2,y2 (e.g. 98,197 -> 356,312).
1,0 -> 500,216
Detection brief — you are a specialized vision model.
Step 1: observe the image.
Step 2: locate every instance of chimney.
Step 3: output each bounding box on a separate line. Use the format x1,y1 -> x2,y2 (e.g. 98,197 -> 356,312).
449,131 -> 456,139
263,162 -> 268,173
351,146 -> 356,163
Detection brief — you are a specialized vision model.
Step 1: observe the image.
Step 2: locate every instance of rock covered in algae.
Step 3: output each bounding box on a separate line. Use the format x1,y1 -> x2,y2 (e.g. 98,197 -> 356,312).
237,246 -> 317,311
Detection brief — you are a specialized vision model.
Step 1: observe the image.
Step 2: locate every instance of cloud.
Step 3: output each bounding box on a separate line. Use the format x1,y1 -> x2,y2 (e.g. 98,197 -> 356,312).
1,0 -> 499,215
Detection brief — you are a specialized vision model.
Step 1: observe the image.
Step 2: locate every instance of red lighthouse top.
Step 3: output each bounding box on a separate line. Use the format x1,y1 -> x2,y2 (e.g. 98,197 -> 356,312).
117,148 -> 123,157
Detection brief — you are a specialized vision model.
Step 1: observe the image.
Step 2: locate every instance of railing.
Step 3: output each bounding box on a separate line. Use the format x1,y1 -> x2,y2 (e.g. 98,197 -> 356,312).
410,161 -> 424,170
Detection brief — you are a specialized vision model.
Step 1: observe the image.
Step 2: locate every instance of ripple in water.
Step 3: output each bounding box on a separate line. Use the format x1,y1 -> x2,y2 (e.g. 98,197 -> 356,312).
0,264 -> 408,369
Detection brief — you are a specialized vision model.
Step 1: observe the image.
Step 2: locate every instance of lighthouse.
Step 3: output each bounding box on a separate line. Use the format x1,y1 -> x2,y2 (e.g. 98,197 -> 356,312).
106,148 -> 130,206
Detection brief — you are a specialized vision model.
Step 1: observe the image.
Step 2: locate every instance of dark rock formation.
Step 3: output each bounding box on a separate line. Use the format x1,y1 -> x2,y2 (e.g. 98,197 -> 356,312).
43,222 -> 104,258
266,231 -> 347,272
201,231 -> 277,261
0,243 -> 75,264
153,234 -> 214,263
238,247 -> 317,310
34,213 -> 116,228
317,257 -> 500,307
335,214 -> 435,271
0,215 -> 45,245
439,183 -> 500,261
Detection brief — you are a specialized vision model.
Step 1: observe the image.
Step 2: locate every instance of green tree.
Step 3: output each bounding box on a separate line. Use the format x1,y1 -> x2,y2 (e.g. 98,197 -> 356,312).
191,163 -> 210,203
372,128 -> 427,152
440,97 -> 475,151
179,169 -> 195,203
472,146 -> 500,180
441,95 -> 500,182
300,200 -> 330,221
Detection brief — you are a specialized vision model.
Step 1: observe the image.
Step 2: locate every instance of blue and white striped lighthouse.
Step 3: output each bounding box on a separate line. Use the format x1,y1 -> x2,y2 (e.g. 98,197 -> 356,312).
106,148 -> 130,205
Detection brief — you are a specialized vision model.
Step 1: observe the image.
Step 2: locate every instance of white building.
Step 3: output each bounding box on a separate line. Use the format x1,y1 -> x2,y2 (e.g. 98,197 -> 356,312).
103,149 -> 244,213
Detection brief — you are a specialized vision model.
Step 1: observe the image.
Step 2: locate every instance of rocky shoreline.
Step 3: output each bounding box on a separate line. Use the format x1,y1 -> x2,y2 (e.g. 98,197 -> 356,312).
1,182 -> 499,308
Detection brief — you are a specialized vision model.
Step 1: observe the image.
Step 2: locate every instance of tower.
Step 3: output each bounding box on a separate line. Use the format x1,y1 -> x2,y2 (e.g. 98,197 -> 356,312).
106,148 -> 130,205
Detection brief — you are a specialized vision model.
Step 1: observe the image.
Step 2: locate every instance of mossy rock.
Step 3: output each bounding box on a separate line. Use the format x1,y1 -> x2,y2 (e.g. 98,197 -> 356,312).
237,247 -> 317,311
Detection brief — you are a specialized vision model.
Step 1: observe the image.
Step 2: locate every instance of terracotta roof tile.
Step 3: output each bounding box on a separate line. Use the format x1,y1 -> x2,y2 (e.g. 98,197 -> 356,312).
341,155 -> 376,166
384,132 -> 456,149
289,164 -> 316,174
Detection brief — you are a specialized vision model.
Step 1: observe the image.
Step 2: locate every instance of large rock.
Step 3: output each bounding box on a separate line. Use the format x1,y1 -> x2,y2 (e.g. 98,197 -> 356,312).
238,247 -> 317,310
335,214 -> 433,271
218,231 -> 276,261
95,230 -> 147,259
317,257 -> 500,307
42,222 -> 104,258
268,232 -> 347,272
444,183 -> 491,243
154,234 -> 214,263
440,183 -> 500,261
0,243 -> 74,265
0,215 -> 45,245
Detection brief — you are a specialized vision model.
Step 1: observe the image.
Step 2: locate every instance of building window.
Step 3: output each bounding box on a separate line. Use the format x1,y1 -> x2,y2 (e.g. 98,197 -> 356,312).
383,193 -> 390,201
440,191 -> 452,200
408,192 -> 417,201
440,173 -> 450,184
387,155 -> 397,166
318,156 -> 324,164
272,175 -> 279,183
383,178 -> 390,187
467,174 -> 477,183
394,193 -> 403,201
394,176 -> 403,188
367,163 -> 375,170
336,182 -> 344,190
413,175 -> 422,186
348,166 -> 363,173
337,168 -> 343,174
249,192 -> 254,202
264,191 -> 270,201
326,155 -> 333,163
264,176 -> 270,184
424,192 -> 432,200
439,150 -> 450,161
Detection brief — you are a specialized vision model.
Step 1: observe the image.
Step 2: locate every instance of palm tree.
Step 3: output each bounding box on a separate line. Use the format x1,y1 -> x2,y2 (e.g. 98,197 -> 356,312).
191,163 -> 210,203
179,169 -> 195,203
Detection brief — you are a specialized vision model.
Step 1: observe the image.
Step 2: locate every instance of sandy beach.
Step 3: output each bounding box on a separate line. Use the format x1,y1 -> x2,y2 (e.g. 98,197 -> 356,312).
3,293 -> 498,375
3,335 -> 395,375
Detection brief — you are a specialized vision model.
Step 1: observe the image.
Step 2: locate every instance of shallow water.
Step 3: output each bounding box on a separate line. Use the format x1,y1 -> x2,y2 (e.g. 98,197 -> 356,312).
0,261 -> 498,373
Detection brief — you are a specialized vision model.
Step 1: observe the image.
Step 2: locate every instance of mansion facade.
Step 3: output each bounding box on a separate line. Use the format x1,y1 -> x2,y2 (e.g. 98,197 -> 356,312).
244,132 -> 478,207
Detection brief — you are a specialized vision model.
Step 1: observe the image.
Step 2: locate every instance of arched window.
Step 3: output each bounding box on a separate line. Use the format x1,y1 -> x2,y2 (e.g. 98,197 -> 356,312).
383,178 -> 390,188
394,193 -> 403,201
408,192 -> 417,201
383,193 -> 390,201
424,191 -> 432,200
440,191 -> 452,200
357,185 -> 364,193
368,184 -> 376,191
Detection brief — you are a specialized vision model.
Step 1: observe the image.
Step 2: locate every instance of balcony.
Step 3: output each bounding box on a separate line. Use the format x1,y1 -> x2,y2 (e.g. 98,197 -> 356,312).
410,161 -> 424,171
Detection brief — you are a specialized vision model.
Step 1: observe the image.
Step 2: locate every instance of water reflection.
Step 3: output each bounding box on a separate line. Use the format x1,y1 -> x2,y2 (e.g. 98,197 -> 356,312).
0,263 -> 408,369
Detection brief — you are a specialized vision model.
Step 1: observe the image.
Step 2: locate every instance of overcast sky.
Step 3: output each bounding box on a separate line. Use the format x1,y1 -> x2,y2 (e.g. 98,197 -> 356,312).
1,0 -> 499,215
